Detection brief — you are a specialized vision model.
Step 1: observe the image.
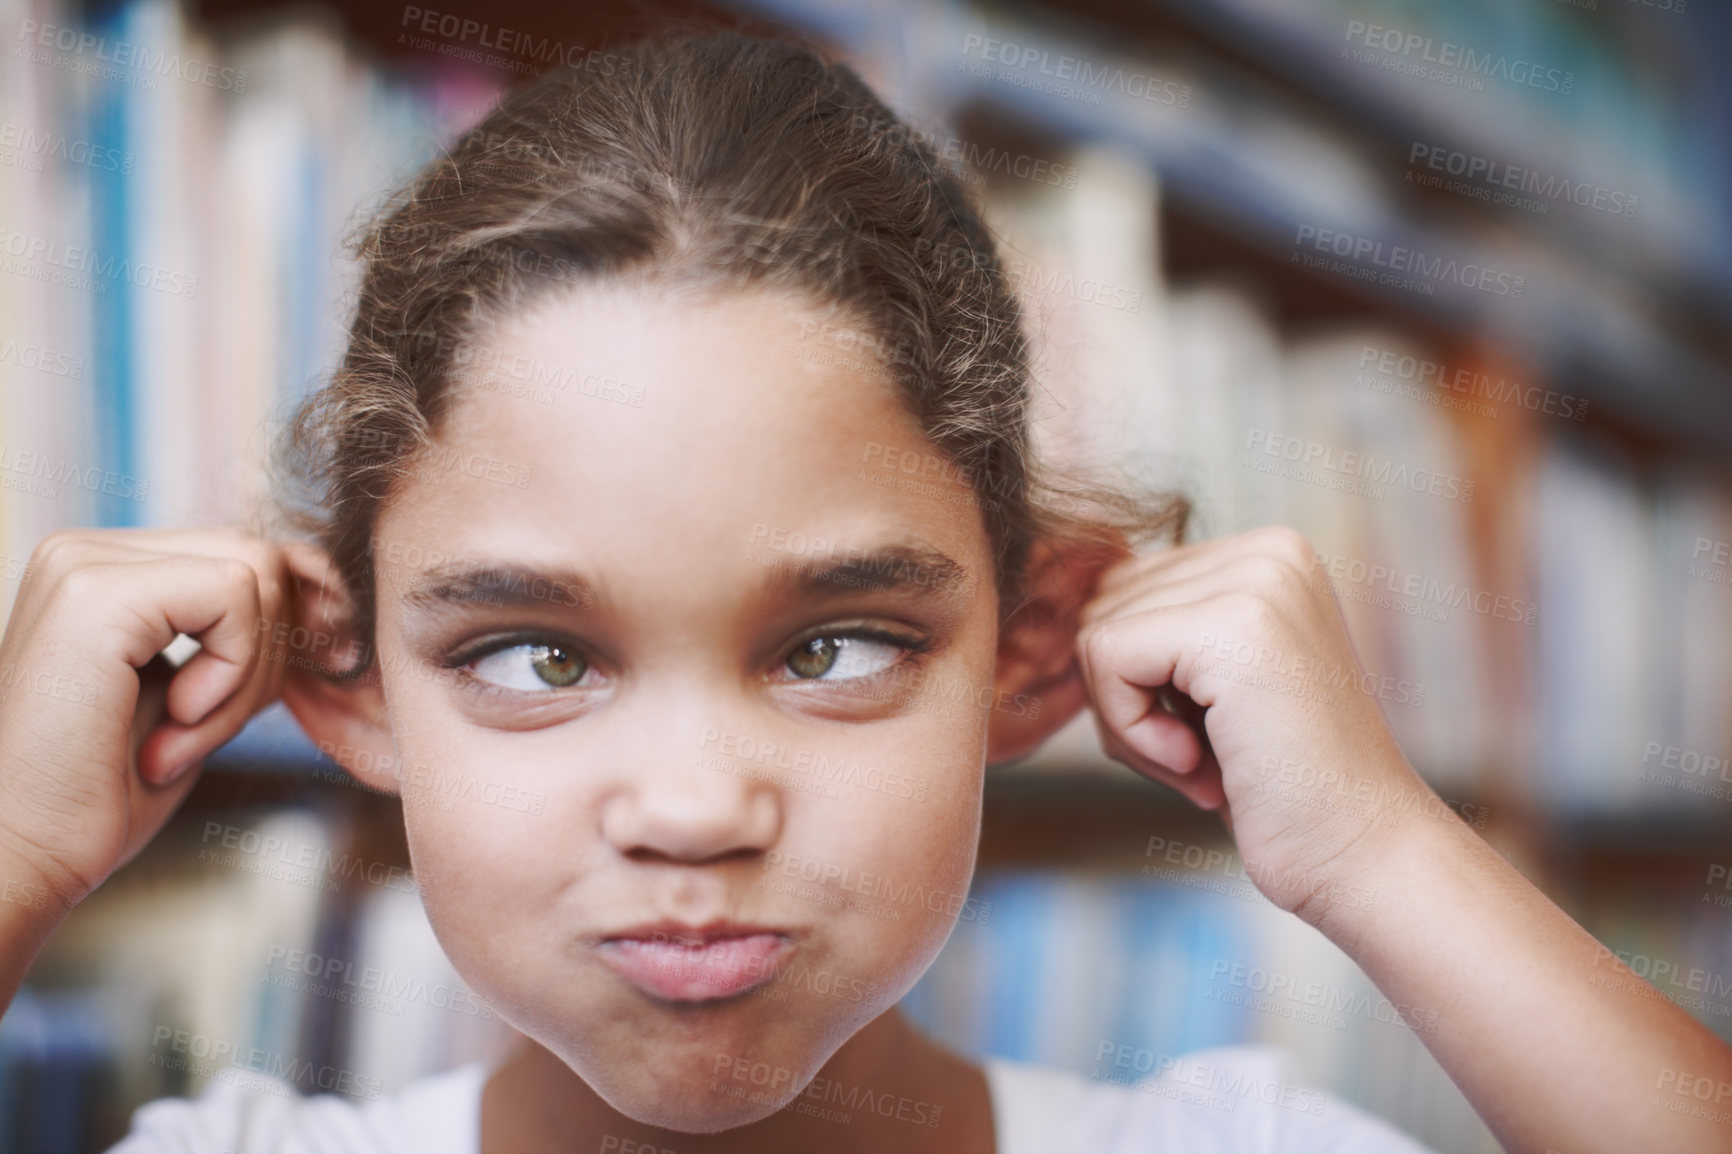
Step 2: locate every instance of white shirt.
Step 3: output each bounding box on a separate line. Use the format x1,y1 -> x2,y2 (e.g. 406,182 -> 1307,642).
106,1045 -> 1439,1153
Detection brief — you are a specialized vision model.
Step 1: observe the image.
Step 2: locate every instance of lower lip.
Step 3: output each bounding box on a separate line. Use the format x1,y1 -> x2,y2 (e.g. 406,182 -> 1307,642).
598,934 -> 789,1003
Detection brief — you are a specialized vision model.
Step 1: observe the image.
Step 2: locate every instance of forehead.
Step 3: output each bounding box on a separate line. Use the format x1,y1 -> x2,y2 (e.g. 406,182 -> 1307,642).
372,283 -> 992,597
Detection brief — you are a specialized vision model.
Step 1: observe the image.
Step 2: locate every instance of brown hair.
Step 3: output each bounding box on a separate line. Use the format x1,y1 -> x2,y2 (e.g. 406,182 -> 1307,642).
272,29 -> 1188,666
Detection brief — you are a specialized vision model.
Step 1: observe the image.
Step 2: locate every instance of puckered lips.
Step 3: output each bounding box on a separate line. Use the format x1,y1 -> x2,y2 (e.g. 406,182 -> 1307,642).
596,920 -> 792,1003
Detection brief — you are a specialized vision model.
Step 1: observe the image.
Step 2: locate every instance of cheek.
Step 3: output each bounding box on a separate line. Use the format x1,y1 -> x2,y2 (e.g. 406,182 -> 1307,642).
390,727 -> 574,999
777,711 -> 985,991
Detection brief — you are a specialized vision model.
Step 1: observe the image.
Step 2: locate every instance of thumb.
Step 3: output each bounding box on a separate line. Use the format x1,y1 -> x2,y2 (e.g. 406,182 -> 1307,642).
1078,615 -> 1225,809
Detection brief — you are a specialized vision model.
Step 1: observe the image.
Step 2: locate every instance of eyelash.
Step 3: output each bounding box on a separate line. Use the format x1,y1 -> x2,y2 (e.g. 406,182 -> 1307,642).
440,625 -> 932,700
772,625 -> 934,687
441,632 -> 598,701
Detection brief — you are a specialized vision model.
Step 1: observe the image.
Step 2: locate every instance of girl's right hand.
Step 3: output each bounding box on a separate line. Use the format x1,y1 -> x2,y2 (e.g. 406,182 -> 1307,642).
0,528 -> 303,915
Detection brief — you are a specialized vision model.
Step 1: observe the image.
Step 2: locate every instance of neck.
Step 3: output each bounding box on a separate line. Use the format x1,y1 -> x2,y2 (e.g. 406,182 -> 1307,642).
482,1008 -> 992,1154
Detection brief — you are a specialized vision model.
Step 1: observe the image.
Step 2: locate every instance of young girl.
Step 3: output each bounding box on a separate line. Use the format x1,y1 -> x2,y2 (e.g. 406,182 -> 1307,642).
0,29 -> 1727,1154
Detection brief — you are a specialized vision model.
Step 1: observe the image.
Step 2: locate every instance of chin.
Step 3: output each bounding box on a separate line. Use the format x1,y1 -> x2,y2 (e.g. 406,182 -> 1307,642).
468,934 -> 937,1131
608,1077 -> 803,1133
574,1030 -> 827,1133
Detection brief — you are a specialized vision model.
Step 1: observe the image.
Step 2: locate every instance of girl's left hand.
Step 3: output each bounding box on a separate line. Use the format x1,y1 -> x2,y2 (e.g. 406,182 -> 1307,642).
1074,525 -> 1438,924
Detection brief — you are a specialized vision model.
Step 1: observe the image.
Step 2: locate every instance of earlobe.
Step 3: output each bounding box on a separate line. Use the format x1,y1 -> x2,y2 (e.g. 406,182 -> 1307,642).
281,669 -> 399,794
275,542 -> 400,795
984,536 -> 1128,766
984,654 -> 1090,768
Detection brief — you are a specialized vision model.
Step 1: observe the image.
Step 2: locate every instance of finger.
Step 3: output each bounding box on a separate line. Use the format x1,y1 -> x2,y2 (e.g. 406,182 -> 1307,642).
1074,600 -> 1240,799
25,528 -> 268,576
119,749 -> 206,864
1087,544 -> 1249,628
137,678 -> 261,786
151,613 -> 291,783
1119,706 -> 1203,774
1076,612 -> 1176,752
67,525 -> 276,562
1076,611 -> 1227,810
25,533 -> 288,665
96,557 -> 266,783
1092,528 -> 1272,596
26,542 -> 291,781
1081,556 -> 1288,636
103,556 -> 262,671
1089,528 -> 1321,625
119,660 -> 210,858
1092,710 -> 1227,810
125,655 -> 202,794
1093,537 -> 1207,594
1080,603 -> 1230,712
1158,682 -> 1214,747
162,562 -> 287,728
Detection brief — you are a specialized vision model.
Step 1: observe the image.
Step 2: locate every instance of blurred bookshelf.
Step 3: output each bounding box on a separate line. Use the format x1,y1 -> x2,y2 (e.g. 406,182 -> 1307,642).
737,0 -> 1732,459
2,0 -> 1730,1151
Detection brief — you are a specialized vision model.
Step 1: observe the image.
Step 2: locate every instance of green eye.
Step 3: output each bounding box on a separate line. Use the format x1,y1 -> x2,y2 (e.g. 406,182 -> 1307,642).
529,644 -> 585,687
470,642 -> 588,690
784,635 -> 908,682
788,637 -> 841,679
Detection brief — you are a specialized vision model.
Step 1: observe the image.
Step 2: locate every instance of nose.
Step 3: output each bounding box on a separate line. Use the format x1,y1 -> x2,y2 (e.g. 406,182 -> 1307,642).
599,721 -> 783,864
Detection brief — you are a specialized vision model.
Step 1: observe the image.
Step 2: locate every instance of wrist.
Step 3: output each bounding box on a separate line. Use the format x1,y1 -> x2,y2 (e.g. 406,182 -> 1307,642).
0,841 -> 76,1014
0,835 -> 80,942
1290,784 -> 1478,948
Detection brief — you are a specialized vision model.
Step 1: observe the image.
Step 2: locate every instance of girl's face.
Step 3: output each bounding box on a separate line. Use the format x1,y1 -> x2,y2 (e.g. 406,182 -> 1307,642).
368,283 -> 1003,1130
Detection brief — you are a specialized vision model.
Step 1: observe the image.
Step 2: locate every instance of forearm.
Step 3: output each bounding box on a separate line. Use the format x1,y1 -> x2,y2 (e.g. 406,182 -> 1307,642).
1314,812 -> 1732,1154
0,841 -> 72,1015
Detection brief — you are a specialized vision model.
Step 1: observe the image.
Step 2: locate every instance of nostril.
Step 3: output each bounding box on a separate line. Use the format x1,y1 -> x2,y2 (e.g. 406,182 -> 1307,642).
599,760 -> 784,862
622,844 -> 764,868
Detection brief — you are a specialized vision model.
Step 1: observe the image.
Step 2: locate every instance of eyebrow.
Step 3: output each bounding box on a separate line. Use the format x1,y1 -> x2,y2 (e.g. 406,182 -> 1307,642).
396,541 -> 976,617
400,563 -> 601,616
758,541 -> 975,605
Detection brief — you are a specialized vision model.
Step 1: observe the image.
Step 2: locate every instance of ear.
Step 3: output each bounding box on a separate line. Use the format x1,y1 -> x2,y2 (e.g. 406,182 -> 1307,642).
276,542 -> 400,795
985,534 -> 1131,767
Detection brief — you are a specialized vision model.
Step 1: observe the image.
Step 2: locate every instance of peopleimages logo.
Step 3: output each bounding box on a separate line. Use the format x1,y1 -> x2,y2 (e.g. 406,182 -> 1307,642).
1243,428 -> 1474,503
1356,346 -> 1589,423
698,727 -> 929,802
397,6 -> 635,78
759,850 -> 992,923
17,20 -> 248,92
0,122 -> 134,174
1093,1041 -> 1328,1116
149,1027 -> 380,1100
849,113 -> 1082,191
264,945 -> 495,1019
1690,538 -> 1731,588
1408,143 -> 1637,219
1313,550 -> 1538,626
1206,959 -> 1441,1034
1293,224 -> 1524,298
0,226 -> 200,299
0,339 -> 85,379
960,33 -> 1192,108
1342,20 -> 1574,95
0,442 -> 149,502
